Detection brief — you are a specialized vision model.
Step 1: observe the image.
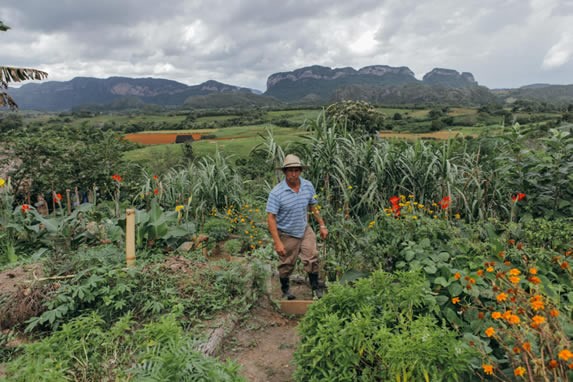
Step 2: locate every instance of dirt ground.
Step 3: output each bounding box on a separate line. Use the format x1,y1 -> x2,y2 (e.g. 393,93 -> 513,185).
218,276 -> 315,382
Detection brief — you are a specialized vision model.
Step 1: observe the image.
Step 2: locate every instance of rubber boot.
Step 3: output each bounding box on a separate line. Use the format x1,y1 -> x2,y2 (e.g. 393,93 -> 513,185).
308,272 -> 323,299
280,277 -> 296,300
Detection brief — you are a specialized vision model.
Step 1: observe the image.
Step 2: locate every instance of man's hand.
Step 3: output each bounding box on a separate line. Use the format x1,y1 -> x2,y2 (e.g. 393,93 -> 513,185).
319,226 -> 328,240
274,240 -> 286,256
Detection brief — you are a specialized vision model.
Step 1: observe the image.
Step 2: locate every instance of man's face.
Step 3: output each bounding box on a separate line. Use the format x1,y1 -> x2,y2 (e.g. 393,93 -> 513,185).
284,167 -> 302,183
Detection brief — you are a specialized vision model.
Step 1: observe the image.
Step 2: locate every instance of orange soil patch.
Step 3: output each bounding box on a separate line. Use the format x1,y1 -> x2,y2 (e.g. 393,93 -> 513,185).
124,133 -> 203,145
379,130 -> 473,140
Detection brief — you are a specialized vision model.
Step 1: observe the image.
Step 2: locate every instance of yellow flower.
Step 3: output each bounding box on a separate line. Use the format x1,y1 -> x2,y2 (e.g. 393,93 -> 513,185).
418,204 -> 424,209
482,364 -> 494,375
175,205 -> 184,212
486,266 -> 494,272
412,215 -> 419,220
347,185 -> 353,190
0,178 -> 5,187
454,213 -> 461,219
485,327 -> 495,337
451,297 -> 460,304
514,367 -> 526,377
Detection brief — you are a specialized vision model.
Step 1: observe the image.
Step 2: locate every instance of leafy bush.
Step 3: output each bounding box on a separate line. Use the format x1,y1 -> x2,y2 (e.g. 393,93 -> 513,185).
295,271 -> 478,381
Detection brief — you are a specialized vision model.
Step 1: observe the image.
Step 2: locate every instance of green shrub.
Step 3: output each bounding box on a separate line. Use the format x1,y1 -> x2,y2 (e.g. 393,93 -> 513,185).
203,218 -> 231,242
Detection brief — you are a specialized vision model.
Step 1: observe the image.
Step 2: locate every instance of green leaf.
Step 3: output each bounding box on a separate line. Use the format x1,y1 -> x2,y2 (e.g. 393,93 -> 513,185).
448,283 -> 463,296
433,277 -> 450,287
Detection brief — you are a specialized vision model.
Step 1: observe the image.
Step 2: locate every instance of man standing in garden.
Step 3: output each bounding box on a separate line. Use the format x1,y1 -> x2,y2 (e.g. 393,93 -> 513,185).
266,154 -> 328,300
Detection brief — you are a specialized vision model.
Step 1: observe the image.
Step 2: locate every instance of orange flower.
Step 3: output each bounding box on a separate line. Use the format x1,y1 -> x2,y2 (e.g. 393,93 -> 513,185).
498,251 -> 506,259
549,309 -> 559,317
561,261 -> 570,269
454,272 -> 461,280
532,315 -> 545,327
558,349 -> 573,361
522,342 -> 531,352
512,193 -> 526,202
508,268 -> 521,276
478,312 -> 485,319
153,175 -> 159,180
486,266 -> 494,272
485,327 -> 495,337
502,310 -> 513,320
482,364 -> 494,375
529,267 -> 538,275
55,193 -> 62,202
439,196 -> 451,209
504,260 -> 511,266
548,359 -> 558,369
516,242 -> 523,250
507,314 -> 520,325
111,174 -> 123,182
508,239 -> 516,246
491,312 -> 502,320
509,276 -> 520,284
513,346 -> 521,354
451,297 -> 460,304
528,276 -> 541,284
21,204 -> 31,213
514,366 -> 526,377
497,293 -> 508,302
530,296 -> 544,311
469,278 -> 476,284
477,269 -> 484,277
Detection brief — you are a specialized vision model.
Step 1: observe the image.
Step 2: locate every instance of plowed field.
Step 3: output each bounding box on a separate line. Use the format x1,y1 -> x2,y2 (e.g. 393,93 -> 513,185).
124,133 -> 203,144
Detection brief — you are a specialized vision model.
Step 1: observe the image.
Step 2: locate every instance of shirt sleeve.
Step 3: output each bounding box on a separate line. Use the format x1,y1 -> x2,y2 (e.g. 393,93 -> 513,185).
308,182 -> 318,206
266,191 -> 279,214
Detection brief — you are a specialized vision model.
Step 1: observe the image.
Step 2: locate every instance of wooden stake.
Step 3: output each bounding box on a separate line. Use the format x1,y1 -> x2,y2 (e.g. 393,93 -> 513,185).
125,208 -> 136,267
66,188 -> 71,215
75,187 -> 80,207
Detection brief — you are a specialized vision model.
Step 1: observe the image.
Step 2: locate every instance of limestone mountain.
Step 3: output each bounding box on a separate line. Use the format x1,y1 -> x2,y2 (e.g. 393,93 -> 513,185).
422,68 -> 477,88
7,77 -> 258,111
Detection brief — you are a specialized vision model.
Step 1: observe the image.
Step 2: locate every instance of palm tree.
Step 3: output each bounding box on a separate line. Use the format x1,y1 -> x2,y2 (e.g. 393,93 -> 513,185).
1,21 -> 48,109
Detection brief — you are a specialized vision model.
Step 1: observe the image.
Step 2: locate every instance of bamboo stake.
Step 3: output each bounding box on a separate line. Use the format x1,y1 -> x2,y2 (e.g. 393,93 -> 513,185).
126,208 -> 136,267
66,188 -> 71,215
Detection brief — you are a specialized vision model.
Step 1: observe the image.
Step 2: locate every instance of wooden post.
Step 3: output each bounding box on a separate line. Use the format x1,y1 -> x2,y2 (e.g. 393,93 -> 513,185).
66,189 -> 72,215
126,209 -> 136,267
75,187 -> 80,207
51,188 -> 56,213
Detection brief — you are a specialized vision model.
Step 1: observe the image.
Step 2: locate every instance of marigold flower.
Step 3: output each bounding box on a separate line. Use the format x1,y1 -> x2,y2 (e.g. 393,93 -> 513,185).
497,293 -> 508,302
549,309 -> 559,317
547,359 -> 558,369
522,342 -> 531,352
454,272 -> 461,280
561,261 -> 570,269
175,205 -> 184,212
532,315 -> 545,326
492,312 -> 502,320
530,296 -> 544,311
509,276 -> 520,284
516,242 -> 524,250
513,346 -> 521,354
528,276 -> 541,284
485,327 -> 495,337
482,364 -> 494,375
508,239 -> 516,246
508,268 -> 521,276
558,349 -> 573,361
502,310 -> 513,320
507,314 -> 520,325
498,250 -> 506,259
514,366 -> 526,377
529,267 -> 538,275
504,260 -> 511,266
486,266 -> 494,272
451,297 -> 460,304
477,269 -> 484,277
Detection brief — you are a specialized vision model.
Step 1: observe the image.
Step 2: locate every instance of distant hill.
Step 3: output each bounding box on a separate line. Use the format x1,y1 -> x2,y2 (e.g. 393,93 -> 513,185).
264,65 -> 490,105
7,77 -> 260,111
497,84 -> 573,104
5,65 -> 573,111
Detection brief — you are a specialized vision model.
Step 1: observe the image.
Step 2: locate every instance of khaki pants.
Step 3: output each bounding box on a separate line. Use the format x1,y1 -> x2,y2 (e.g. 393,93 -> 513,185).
278,225 -> 319,278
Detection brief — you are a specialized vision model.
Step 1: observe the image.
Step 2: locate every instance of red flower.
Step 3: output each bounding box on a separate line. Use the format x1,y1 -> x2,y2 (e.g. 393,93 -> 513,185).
154,188 -> 159,195
21,204 -> 31,213
389,196 -> 400,206
153,175 -> 159,180
55,193 -> 62,202
439,196 -> 451,209
111,174 -> 123,183
512,193 -> 526,202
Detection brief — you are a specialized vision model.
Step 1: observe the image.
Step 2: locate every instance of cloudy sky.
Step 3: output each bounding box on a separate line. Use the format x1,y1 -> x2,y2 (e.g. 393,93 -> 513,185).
1,0 -> 572,91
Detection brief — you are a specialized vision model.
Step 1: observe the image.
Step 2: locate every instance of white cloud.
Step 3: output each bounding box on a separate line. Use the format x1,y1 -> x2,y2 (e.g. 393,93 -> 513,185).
542,34 -> 573,69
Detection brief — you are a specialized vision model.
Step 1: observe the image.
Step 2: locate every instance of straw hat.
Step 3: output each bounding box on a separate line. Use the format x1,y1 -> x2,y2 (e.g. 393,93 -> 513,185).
278,154 -> 307,170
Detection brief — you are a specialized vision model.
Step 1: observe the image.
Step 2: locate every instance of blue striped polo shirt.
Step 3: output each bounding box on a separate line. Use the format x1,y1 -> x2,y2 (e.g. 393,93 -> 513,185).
266,177 -> 318,238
